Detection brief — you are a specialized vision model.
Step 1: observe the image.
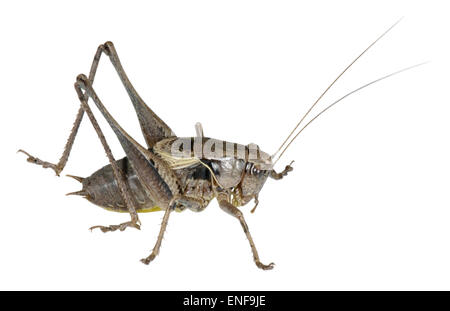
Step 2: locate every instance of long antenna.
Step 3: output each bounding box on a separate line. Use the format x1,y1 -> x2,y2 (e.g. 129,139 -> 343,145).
273,62 -> 427,165
272,19 -> 403,159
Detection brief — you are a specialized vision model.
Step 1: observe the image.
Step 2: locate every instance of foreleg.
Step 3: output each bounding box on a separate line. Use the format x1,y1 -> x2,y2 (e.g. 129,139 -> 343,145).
270,161 -> 294,180
218,196 -> 274,270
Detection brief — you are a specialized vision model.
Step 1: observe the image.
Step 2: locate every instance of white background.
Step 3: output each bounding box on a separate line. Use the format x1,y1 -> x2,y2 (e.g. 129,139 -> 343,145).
1,0 -> 449,290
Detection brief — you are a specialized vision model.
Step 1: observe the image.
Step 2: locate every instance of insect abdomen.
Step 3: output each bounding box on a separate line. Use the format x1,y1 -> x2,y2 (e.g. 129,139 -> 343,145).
71,157 -> 159,213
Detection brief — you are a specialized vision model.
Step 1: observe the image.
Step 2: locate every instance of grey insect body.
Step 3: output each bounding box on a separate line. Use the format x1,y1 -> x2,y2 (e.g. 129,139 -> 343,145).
79,135 -> 274,215
19,38 -> 289,269
19,22 -> 414,269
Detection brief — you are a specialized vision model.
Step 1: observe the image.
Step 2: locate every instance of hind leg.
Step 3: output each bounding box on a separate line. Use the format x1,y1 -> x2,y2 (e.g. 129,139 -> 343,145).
18,44 -> 105,176
73,81 -> 141,232
19,41 -> 175,175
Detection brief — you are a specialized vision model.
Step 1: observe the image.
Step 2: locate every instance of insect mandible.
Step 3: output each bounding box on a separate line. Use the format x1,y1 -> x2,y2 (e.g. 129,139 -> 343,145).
19,20 -> 419,270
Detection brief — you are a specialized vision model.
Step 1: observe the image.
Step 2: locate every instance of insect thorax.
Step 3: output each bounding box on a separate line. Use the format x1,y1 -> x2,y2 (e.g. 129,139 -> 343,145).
154,137 -> 272,207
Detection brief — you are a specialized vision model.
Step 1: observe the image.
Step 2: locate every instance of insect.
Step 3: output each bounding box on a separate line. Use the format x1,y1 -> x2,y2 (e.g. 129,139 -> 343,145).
19,21 -> 420,270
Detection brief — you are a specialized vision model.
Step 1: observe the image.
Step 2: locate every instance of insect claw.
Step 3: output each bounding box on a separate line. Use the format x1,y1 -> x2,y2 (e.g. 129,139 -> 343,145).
89,225 -> 109,233
140,253 -> 157,265
89,221 -> 140,233
256,261 -> 275,270
17,149 -> 61,176
17,149 -> 29,155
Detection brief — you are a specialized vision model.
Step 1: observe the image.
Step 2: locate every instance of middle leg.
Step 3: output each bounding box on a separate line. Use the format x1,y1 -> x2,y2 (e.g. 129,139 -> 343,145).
140,206 -> 172,265
140,195 -> 207,265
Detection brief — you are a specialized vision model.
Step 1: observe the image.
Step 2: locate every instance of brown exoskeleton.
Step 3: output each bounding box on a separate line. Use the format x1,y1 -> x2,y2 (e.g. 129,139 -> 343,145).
19,21 -> 421,270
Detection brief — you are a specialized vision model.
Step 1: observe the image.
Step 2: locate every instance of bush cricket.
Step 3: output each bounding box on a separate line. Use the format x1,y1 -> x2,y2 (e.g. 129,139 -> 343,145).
19,20 -> 422,270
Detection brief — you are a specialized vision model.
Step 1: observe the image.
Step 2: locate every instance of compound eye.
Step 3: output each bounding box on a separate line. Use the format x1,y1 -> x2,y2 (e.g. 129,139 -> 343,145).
252,165 -> 260,175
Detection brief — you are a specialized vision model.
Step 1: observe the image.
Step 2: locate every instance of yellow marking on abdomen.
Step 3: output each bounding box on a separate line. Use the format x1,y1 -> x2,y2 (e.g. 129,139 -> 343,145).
101,205 -> 183,213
